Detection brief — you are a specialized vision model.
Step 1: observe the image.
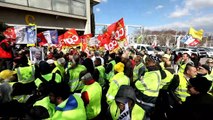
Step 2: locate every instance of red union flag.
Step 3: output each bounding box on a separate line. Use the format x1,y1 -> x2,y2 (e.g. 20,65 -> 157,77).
106,18 -> 126,41
97,32 -> 111,47
61,29 -> 80,46
104,40 -> 119,51
80,34 -> 92,52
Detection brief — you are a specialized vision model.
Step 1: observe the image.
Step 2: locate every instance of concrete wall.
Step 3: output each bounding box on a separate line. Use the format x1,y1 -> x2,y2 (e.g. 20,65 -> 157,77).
0,7 -> 86,30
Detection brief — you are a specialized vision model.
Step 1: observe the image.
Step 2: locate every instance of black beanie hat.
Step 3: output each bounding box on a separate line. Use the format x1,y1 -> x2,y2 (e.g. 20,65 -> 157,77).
200,64 -> 211,74
189,76 -> 212,93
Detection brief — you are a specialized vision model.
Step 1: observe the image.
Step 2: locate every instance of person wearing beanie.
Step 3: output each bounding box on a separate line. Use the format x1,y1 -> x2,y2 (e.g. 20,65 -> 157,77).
107,85 -> 145,120
80,72 -> 102,119
170,76 -> 213,120
106,62 -> 130,105
197,64 -> 213,82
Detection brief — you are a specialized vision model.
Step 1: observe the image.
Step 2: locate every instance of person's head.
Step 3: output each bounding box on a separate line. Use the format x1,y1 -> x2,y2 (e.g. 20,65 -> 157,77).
161,54 -> 170,62
94,57 -> 102,67
165,48 -> 171,54
0,82 -> 12,103
46,59 -> 56,71
134,55 -> 142,66
57,57 -> 66,67
49,82 -> 70,105
39,61 -> 52,75
35,51 -> 41,59
80,72 -> 93,84
115,85 -> 136,112
206,58 -> 213,67
0,69 -> 16,82
82,58 -> 94,74
187,76 -> 212,95
109,53 -> 116,61
197,64 -> 211,75
184,63 -> 197,78
182,53 -> 190,61
114,62 -> 125,74
73,54 -> 80,64
145,56 -> 157,68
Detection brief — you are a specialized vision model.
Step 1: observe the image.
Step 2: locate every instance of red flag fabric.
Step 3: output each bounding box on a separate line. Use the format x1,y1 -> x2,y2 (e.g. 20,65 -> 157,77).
80,34 -> 92,52
37,32 -> 47,46
106,18 -> 126,41
188,39 -> 200,46
104,40 -> 119,51
59,29 -> 80,47
3,27 -> 16,39
114,18 -> 125,40
97,32 -> 111,47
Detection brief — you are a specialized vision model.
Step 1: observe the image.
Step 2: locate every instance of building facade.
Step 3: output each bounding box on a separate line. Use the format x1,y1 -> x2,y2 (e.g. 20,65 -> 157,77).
0,0 -> 99,35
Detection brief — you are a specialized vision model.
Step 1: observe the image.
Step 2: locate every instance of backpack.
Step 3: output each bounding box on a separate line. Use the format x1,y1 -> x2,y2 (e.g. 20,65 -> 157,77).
38,73 -> 56,95
151,74 -> 181,120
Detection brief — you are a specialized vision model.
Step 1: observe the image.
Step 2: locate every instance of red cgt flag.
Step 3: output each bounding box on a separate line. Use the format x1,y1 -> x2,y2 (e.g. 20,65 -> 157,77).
106,18 -> 126,41
80,34 -> 92,52
59,29 -> 80,46
97,32 -> 111,47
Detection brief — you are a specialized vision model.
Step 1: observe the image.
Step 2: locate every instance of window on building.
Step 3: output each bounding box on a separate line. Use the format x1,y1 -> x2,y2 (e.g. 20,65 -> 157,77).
71,0 -> 86,16
52,0 -> 69,13
0,0 -> 28,6
28,0 -> 52,10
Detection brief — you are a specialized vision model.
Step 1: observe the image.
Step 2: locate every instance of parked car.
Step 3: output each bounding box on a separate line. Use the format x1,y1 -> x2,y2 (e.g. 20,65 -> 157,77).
196,48 -> 207,57
154,46 -> 164,55
133,44 -> 155,55
202,47 -> 213,58
173,48 -> 197,56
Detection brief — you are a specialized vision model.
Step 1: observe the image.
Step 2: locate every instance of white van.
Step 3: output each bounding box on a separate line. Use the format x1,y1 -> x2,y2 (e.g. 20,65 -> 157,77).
132,44 -> 155,55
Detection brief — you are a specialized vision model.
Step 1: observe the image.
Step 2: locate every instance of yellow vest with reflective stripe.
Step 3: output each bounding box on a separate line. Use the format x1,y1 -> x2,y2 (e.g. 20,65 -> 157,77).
33,96 -> 55,119
67,64 -> 87,92
133,62 -> 144,82
110,101 -> 145,120
96,65 -> 106,87
106,60 -> 116,80
34,73 -> 62,88
160,69 -> 174,89
16,65 -> 35,83
175,73 -> 190,102
53,61 -> 65,79
135,70 -> 161,97
106,72 -> 130,105
52,94 -> 86,120
81,82 -> 102,119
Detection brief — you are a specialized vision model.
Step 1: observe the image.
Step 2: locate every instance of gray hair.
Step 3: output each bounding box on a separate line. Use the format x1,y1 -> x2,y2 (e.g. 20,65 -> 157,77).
0,82 -> 12,103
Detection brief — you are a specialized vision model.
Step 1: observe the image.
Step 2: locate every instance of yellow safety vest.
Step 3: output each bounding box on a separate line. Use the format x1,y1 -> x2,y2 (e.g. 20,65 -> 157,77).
67,64 -> 87,92
33,96 -> 56,119
110,101 -> 145,120
96,65 -> 106,87
160,69 -> 174,89
106,60 -> 116,81
81,82 -> 102,119
16,65 -> 35,83
52,94 -> 87,120
135,70 -> 161,97
53,61 -> 65,79
106,72 -> 130,105
133,62 -> 144,82
175,73 -> 190,102
34,73 -> 62,88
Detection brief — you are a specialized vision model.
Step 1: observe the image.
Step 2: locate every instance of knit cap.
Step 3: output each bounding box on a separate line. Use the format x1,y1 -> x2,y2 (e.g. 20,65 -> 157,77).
114,62 -> 125,73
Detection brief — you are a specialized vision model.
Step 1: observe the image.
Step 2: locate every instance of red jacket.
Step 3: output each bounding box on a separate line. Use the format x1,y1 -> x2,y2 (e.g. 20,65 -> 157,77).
0,39 -> 12,58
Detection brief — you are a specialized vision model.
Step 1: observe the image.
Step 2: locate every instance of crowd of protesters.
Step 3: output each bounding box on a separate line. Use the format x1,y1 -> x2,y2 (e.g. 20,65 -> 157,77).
0,22 -> 213,120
